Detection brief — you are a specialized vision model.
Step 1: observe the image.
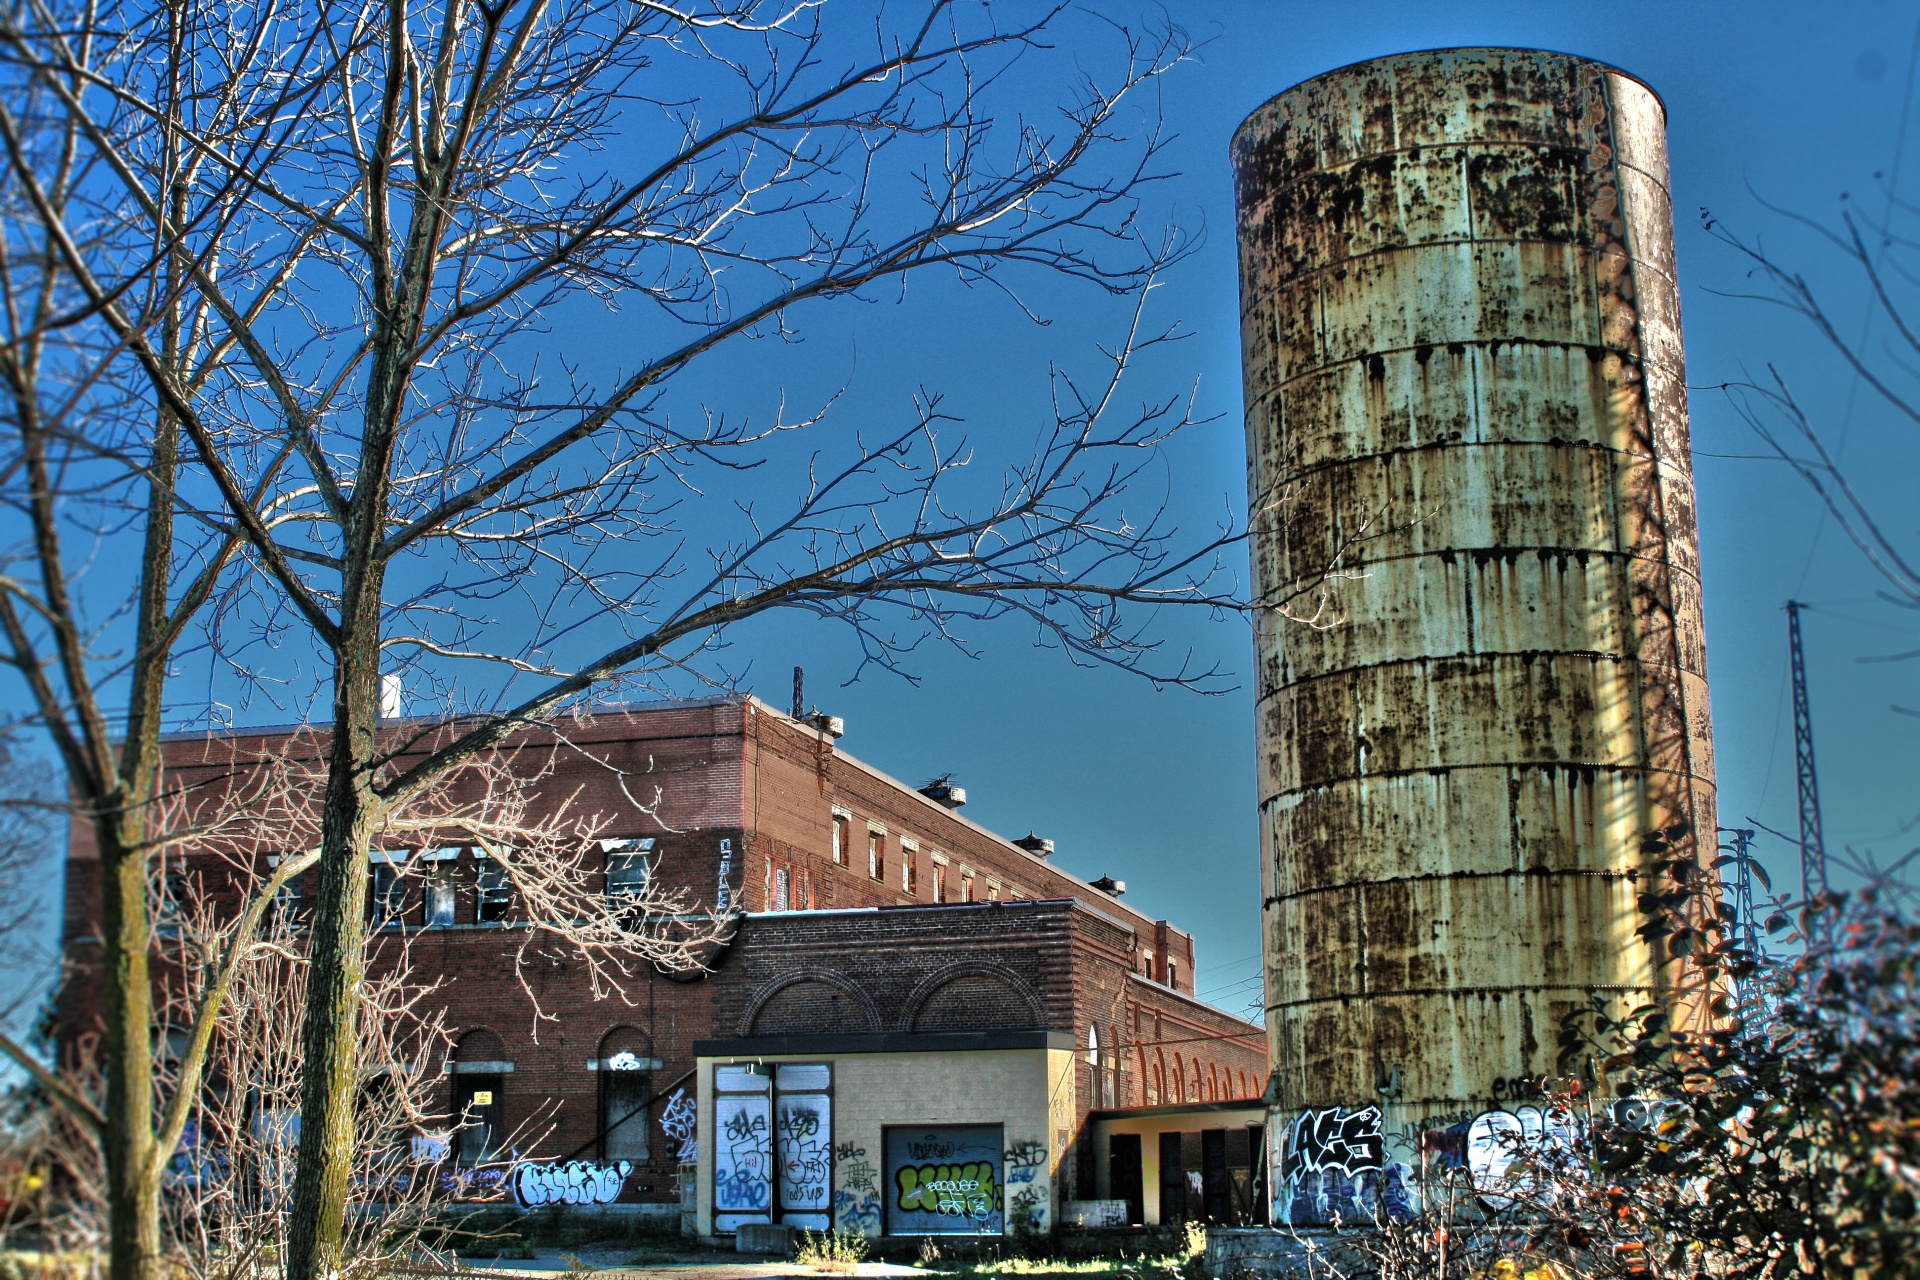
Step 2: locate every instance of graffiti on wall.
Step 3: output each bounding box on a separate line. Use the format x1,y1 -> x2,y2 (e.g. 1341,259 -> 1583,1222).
659,1088 -> 698,1163
1279,1105 -> 1414,1226
1003,1139 -> 1046,1185
716,838 -> 735,914
831,1142 -> 882,1236
896,1163 -> 1000,1219
1288,1105 -> 1385,1175
512,1160 -> 632,1207
884,1126 -> 1005,1235
714,1094 -> 772,1215
1414,1104 -> 1582,1209
776,1091 -> 833,1227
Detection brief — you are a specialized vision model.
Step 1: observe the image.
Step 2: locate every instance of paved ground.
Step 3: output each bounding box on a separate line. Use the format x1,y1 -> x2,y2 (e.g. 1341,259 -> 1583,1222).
456,1245 -> 926,1279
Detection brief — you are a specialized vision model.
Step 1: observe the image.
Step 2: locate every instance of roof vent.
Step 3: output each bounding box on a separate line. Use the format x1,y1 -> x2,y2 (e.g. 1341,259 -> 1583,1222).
806,713 -> 845,739
1090,876 -> 1126,897
919,775 -> 966,809
1014,833 -> 1054,858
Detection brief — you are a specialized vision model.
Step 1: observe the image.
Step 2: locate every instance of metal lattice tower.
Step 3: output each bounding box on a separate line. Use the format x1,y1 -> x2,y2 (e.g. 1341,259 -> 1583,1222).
1720,826 -> 1775,1028
1786,601 -> 1830,905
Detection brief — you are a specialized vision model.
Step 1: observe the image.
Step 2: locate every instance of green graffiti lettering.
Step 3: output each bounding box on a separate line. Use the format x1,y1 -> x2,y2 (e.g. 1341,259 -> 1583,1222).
892,1162 -> 1000,1219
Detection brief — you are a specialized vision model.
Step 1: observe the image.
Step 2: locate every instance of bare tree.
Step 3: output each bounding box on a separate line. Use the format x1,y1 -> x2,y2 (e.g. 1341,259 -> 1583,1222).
0,18 -> 308,1277
1703,171 -> 1920,895
0,2 -> 1340,1277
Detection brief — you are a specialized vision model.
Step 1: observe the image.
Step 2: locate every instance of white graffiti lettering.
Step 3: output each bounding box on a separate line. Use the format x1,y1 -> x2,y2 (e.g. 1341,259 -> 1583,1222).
1287,1105 -> 1385,1175
659,1087 -> 697,1163
511,1160 -> 632,1207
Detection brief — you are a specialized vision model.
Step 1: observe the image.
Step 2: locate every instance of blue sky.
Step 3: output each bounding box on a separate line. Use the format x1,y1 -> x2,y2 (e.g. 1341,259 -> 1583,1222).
726,0 -> 1920,1019
13,0 -> 1920,1032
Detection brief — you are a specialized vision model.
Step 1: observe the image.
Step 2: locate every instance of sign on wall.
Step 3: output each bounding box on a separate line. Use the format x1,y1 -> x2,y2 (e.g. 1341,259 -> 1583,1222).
884,1125 -> 1004,1236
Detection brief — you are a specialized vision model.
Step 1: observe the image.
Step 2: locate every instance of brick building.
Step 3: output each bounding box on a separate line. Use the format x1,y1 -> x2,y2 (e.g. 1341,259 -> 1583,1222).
55,696 -> 1265,1237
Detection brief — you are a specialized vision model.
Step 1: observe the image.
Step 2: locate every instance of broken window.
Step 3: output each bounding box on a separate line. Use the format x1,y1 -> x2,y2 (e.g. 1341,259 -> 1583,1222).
368,853 -> 408,926
831,812 -> 850,866
424,875 -> 456,928
476,856 -> 512,923
267,859 -> 302,933
867,828 -> 884,880
604,838 -> 655,899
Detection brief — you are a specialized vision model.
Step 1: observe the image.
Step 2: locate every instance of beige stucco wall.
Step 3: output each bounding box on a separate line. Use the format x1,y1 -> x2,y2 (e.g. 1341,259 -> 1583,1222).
1088,1107 -> 1266,1225
698,1048 -> 1077,1240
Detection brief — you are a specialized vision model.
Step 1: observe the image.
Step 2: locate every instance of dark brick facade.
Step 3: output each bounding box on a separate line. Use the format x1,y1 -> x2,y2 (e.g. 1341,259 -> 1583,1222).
54,697 -> 1263,1205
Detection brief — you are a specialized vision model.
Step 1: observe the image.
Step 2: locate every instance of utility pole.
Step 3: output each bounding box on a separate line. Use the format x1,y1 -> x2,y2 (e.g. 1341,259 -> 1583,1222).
1786,601 -> 1830,909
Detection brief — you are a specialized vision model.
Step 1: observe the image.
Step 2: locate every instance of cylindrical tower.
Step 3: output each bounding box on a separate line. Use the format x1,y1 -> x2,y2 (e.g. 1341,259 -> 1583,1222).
1234,49 -> 1716,1222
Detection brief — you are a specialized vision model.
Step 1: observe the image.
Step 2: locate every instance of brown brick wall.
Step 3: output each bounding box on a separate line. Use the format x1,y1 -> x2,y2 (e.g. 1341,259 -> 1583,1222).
52,698 -> 1261,1206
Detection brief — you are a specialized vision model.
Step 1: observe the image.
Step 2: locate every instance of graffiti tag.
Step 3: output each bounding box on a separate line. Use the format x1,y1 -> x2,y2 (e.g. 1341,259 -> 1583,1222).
895,1162 -> 1000,1221
905,1135 -> 964,1161
776,1097 -> 831,1210
834,1146 -> 880,1235
659,1088 -> 698,1163
1004,1139 -> 1046,1185
1287,1105 -> 1385,1175
512,1160 -> 632,1207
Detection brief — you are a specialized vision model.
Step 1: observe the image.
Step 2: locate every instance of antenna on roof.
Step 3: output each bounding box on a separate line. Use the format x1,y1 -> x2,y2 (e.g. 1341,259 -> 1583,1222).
792,666 -> 804,720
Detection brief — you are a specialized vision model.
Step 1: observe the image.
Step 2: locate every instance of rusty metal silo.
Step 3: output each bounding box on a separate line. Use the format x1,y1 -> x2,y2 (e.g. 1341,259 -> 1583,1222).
1233,49 -> 1717,1222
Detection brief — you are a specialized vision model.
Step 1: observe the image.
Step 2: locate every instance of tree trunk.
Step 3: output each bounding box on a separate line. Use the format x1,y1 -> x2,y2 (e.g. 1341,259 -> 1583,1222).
98,818 -> 162,1280
283,635 -> 383,1280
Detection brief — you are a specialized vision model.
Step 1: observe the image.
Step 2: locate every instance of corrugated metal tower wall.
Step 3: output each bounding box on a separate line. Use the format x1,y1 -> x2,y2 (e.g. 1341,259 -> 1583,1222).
1233,48 -> 1718,1222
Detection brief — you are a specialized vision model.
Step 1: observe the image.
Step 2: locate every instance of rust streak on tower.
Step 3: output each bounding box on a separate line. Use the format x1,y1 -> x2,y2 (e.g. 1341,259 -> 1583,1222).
1233,48 -> 1717,1221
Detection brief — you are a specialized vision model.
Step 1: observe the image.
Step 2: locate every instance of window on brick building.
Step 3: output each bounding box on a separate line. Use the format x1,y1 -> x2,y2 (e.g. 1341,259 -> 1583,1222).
267,857 -> 302,933
1141,948 -> 1154,978
1168,957 -> 1179,991
603,837 -> 655,901
960,869 -> 975,902
424,874 -> 456,928
831,811 -> 850,866
369,851 -> 408,926
764,858 -> 814,912
867,828 -> 884,880
476,855 -> 512,923
151,870 -> 187,939
900,841 -> 917,894
599,1028 -> 653,1161
931,857 -> 947,902
986,878 -> 1000,901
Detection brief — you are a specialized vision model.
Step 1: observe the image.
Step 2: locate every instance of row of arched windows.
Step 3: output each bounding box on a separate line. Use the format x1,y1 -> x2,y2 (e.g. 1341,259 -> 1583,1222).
1090,1026 -> 1259,1107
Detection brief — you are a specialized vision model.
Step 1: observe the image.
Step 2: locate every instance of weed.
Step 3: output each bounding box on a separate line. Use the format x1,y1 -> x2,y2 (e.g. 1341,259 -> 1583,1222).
796,1229 -> 871,1272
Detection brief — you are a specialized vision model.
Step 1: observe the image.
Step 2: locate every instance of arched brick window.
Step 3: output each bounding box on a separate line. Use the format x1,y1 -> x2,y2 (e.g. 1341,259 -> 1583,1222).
598,1026 -> 653,1162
